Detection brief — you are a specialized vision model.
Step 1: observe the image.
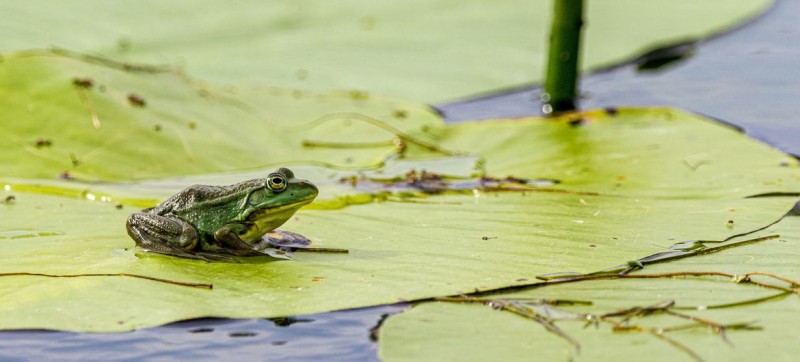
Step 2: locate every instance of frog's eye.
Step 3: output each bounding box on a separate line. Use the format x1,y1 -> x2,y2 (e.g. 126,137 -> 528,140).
266,173 -> 288,193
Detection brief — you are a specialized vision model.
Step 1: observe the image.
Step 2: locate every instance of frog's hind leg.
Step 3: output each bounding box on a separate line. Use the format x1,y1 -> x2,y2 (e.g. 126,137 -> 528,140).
126,212 -> 204,260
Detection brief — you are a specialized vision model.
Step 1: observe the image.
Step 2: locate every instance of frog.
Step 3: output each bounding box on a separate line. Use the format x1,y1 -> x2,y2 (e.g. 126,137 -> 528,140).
126,167 -> 318,261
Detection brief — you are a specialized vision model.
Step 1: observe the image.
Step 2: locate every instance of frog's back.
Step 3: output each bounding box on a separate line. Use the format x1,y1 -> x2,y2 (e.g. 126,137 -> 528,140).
155,180 -> 262,215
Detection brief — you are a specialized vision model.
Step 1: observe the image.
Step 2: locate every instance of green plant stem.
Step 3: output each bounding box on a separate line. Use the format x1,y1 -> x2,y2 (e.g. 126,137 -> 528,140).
543,0 -> 584,114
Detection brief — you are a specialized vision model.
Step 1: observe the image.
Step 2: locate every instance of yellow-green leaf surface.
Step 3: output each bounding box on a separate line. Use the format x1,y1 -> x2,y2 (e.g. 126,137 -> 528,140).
378,214 -> 800,361
0,0 -> 772,102
1,52 -> 799,333
0,51 -> 440,181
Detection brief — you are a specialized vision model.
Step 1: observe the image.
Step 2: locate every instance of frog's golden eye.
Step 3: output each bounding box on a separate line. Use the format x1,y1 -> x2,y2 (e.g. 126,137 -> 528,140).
266,173 -> 288,192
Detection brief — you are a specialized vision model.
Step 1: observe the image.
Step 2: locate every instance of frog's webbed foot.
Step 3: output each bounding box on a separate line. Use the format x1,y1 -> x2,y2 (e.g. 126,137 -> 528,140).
264,230 -> 312,249
126,212 -> 204,260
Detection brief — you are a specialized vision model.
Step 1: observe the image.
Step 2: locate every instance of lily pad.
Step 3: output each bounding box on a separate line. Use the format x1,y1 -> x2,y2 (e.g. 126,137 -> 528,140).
378,214 -> 800,361
1,50 -> 799,333
0,0 -> 772,101
0,50 -> 439,181
2,84 -> 800,333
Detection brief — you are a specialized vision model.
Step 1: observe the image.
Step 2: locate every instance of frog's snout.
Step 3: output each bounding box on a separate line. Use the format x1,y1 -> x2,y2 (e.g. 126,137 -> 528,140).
286,179 -> 318,202
301,180 -> 319,197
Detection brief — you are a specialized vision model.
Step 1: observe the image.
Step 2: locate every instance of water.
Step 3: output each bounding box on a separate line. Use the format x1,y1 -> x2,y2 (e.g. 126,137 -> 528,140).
439,0 -> 800,157
4,1 -> 798,360
0,305 -> 406,361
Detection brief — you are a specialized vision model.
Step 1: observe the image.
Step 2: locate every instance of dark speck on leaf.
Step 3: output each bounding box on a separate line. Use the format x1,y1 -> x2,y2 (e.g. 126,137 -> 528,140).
392,109 -> 408,119
127,93 -> 146,107
115,203 -> 123,210
589,244 -> 596,248
153,124 -> 162,132
568,118 -> 586,127
59,171 -> 74,180
516,278 -> 528,282
35,138 -> 52,148
2,195 -> 15,205
72,77 -> 93,89
481,236 -> 497,240
605,107 -> 618,116
188,121 -> 197,129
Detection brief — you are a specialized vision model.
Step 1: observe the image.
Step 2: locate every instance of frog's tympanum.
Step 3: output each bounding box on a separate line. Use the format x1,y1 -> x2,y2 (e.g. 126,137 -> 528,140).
126,168 -> 318,261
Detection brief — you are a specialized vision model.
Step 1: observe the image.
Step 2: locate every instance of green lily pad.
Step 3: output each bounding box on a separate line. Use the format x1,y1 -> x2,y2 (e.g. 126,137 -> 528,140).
0,0 -> 772,101
378,215 -> 800,361
1,51 -> 799,333
0,50 -> 439,180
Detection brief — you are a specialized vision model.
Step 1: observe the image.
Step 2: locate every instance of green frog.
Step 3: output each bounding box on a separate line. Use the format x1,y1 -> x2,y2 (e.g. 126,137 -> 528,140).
126,168 -> 318,261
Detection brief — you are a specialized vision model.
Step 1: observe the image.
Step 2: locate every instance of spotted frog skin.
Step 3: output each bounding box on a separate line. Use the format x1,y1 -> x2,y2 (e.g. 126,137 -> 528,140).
126,168 -> 318,261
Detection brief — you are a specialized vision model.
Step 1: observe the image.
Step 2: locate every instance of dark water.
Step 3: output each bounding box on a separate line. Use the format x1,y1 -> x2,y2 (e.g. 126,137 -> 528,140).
4,1 -> 798,360
0,305 -> 406,361
439,0 -> 800,157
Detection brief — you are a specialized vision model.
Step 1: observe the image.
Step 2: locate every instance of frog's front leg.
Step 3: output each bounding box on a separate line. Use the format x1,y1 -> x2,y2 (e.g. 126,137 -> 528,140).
126,212 -> 203,259
214,222 -> 262,255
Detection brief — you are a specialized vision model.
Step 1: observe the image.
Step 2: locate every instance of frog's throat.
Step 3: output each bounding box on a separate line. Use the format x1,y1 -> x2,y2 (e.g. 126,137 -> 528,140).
239,201 -> 311,243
